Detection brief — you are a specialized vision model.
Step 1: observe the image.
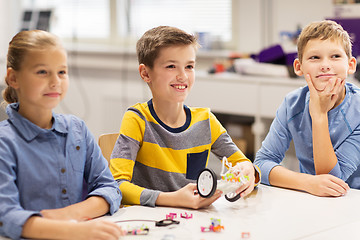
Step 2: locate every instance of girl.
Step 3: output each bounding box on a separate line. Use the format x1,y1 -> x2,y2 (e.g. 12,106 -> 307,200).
0,30 -> 124,239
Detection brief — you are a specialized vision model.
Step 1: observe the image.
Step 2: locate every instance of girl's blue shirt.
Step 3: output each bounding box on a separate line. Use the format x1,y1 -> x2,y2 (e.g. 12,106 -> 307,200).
0,103 -> 121,240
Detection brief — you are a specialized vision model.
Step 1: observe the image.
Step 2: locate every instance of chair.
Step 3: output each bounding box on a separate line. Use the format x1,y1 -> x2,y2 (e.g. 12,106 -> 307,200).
98,133 -> 119,165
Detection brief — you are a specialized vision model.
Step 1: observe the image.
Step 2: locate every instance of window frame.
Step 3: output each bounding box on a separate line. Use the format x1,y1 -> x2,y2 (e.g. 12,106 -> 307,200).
51,0 -> 235,51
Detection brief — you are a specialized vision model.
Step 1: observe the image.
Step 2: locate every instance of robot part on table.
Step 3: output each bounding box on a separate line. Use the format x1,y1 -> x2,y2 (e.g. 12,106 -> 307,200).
197,156 -> 249,202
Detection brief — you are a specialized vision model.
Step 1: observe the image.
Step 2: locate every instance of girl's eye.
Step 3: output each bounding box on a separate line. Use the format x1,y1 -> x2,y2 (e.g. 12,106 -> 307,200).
59,70 -> 67,75
186,65 -> 194,70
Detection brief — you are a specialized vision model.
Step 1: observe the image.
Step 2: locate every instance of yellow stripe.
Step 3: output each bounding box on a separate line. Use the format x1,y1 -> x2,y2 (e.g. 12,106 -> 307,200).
227,150 -> 249,164
110,158 -> 134,181
119,111 -> 146,142
209,112 -> 226,143
110,158 -> 144,205
188,107 -> 210,127
119,181 -> 144,205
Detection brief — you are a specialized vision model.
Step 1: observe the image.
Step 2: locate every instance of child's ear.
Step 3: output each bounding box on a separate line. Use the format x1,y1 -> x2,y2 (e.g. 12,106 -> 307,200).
6,68 -> 20,89
347,57 -> 357,75
139,64 -> 151,83
293,58 -> 304,76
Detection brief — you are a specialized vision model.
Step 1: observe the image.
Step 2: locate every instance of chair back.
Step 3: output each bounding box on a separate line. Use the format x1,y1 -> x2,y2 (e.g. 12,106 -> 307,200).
98,133 -> 119,165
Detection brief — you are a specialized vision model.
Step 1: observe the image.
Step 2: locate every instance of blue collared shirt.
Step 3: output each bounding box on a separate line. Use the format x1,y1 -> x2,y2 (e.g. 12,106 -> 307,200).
0,103 -> 121,240
254,82 -> 360,188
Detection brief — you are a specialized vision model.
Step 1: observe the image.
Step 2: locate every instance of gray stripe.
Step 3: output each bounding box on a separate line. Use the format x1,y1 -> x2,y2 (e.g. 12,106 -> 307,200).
111,134 -> 140,161
211,132 -> 239,159
140,189 -> 161,207
144,119 -> 212,150
132,161 -> 195,192
116,179 -> 161,207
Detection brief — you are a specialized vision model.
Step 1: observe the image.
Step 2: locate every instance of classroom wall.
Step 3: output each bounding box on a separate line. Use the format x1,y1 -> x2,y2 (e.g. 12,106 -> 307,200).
0,0 -> 21,121
233,0 -> 333,53
0,0 -> 21,89
0,0 -> 341,139
0,0 -> 343,171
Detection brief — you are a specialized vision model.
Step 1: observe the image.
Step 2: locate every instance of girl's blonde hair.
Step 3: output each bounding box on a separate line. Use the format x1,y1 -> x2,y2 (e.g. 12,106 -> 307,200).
297,20 -> 352,63
2,30 -> 63,105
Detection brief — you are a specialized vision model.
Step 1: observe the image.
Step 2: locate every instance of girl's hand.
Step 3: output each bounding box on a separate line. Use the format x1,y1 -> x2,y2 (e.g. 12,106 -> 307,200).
233,161 -> 256,198
71,220 -> 125,240
41,207 -> 74,221
305,74 -> 345,118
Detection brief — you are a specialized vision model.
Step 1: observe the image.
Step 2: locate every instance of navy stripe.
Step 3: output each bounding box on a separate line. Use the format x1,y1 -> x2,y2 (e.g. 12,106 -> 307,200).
147,99 -> 191,133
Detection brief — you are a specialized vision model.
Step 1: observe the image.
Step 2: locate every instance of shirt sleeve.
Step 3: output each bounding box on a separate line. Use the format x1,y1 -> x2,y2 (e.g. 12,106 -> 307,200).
254,98 -> 292,185
109,109 -> 160,207
0,137 -> 40,240
329,125 -> 360,181
81,120 -> 122,214
209,112 -> 261,184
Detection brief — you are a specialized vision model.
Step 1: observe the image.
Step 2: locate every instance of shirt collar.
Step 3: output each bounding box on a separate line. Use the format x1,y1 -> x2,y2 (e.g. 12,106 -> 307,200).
6,103 -> 68,141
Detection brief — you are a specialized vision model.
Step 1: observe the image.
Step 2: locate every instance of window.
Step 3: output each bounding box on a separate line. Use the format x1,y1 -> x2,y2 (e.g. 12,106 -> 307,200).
21,0 -> 110,38
121,0 -> 231,42
20,0 -> 232,48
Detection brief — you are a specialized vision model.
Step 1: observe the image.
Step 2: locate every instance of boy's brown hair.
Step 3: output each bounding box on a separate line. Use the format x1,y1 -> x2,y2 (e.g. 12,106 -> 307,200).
136,26 -> 199,68
296,20 -> 352,63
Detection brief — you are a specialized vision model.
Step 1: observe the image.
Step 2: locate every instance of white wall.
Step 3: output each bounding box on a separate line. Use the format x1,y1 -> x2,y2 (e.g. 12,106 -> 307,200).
0,0 -> 21,84
0,0 -> 336,63
233,0 -> 333,53
0,0 -> 22,121
0,0 -> 339,132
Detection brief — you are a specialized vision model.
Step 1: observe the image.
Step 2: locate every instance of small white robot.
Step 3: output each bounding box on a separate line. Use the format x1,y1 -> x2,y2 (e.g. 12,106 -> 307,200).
197,157 -> 249,202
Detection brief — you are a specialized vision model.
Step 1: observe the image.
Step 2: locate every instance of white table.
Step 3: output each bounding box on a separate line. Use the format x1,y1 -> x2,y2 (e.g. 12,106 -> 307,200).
99,184 -> 360,240
2,184 -> 359,240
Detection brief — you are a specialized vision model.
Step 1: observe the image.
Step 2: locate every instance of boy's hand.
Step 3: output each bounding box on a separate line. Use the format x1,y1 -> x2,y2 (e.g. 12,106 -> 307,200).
305,74 -> 345,118
234,161 -> 256,198
305,174 -> 349,197
175,183 -> 222,209
156,183 -> 222,209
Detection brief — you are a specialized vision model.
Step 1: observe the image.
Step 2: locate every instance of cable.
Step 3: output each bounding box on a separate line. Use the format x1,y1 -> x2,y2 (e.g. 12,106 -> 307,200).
115,218 -> 180,227
115,219 -> 156,223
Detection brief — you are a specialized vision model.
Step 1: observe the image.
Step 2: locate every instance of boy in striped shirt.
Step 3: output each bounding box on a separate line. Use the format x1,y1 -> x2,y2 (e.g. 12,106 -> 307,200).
110,26 -> 260,208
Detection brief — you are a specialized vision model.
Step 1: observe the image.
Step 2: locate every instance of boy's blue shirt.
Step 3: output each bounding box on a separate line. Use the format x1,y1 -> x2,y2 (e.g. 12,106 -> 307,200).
0,103 -> 121,240
254,82 -> 360,188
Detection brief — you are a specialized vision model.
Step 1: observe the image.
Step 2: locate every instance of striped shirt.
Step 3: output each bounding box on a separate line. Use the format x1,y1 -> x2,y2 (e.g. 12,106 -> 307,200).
110,99 -> 256,207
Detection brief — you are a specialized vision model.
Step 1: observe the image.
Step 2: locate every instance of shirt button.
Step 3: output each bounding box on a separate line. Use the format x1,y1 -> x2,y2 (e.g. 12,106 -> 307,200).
61,168 -> 66,173
76,146 -> 80,150
62,189 -> 67,194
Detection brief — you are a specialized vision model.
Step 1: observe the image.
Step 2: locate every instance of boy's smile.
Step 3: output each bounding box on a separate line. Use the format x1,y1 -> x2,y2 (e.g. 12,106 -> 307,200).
171,83 -> 187,90
143,45 -> 196,104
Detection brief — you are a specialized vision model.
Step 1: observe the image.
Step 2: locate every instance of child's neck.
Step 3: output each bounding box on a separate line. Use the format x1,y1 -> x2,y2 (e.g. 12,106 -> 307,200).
18,105 -> 53,129
152,100 -> 186,128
